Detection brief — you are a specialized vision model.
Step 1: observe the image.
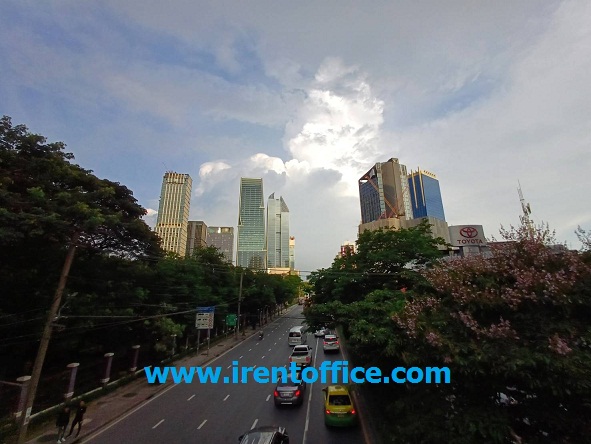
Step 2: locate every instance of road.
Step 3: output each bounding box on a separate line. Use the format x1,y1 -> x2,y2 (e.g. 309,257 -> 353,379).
83,306 -> 366,443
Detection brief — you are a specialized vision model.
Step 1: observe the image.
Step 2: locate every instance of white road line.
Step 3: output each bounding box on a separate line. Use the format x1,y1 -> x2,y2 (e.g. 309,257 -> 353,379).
239,355 -> 243,359
197,420 -> 207,430
253,365 -> 257,369
251,419 -> 258,430
187,395 -> 195,401
152,419 -> 164,429
266,395 -> 271,401
227,365 -> 232,369
223,394 -> 230,401
80,339 -> 249,443
268,349 -> 272,351
302,340 -> 320,444
249,348 -> 252,351
261,356 -> 265,359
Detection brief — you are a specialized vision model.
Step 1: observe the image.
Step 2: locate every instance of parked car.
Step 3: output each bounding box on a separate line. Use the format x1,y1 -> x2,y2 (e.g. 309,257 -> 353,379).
274,371 -> 306,406
322,385 -> 358,427
323,334 -> 340,353
239,426 -> 289,443
289,345 -> 313,368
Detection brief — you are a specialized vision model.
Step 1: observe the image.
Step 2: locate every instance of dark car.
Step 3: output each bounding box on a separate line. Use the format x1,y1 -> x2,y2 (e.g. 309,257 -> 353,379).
274,372 -> 306,406
239,426 -> 289,444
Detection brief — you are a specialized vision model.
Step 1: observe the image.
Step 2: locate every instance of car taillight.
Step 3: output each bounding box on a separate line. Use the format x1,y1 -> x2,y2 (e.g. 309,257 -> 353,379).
274,390 -> 279,397
351,409 -> 356,415
325,410 -> 331,415
306,357 -> 310,362
289,357 -> 292,362
295,390 -> 301,397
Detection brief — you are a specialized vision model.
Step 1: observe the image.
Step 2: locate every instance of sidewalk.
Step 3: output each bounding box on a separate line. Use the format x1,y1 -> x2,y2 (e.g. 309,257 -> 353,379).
17,331 -> 258,444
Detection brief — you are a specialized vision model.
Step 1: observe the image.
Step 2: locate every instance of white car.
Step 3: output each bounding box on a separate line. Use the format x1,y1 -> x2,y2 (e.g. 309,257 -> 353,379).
323,335 -> 340,353
314,327 -> 328,337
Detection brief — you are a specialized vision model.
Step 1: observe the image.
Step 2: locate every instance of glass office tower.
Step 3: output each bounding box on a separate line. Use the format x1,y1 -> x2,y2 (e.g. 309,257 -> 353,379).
358,158 -> 412,223
236,178 -> 266,269
407,169 -> 446,221
266,193 -> 290,268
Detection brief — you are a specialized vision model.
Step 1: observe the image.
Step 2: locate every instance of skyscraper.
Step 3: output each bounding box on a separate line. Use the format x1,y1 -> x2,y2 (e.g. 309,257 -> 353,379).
289,236 -> 295,271
236,178 -> 266,269
186,220 -> 208,257
155,172 -> 192,257
407,169 -> 446,221
266,193 -> 290,268
358,158 -> 412,224
207,226 -> 234,263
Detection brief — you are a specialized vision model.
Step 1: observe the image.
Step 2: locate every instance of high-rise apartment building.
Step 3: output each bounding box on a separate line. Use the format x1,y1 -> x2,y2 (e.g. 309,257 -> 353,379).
266,193 -> 290,268
407,169 -> 446,222
186,220 -> 208,257
236,178 -> 266,269
358,158 -> 412,224
155,172 -> 192,257
207,226 -> 234,263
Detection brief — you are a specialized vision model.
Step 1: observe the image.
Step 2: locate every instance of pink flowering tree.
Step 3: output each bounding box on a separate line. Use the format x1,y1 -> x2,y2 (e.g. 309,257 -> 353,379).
390,223 -> 591,442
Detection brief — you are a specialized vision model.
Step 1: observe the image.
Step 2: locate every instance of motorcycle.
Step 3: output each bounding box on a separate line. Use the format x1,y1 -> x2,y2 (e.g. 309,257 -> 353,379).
258,331 -> 264,340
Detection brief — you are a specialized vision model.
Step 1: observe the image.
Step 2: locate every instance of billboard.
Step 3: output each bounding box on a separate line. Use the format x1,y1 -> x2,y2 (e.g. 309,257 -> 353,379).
448,225 -> 487,247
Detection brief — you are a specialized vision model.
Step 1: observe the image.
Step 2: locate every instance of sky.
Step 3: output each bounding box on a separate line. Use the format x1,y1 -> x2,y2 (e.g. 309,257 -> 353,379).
1,0 -> 590,275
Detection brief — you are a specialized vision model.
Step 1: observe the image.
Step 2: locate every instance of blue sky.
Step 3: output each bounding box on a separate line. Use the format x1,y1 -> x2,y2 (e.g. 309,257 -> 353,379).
1,0 -> 590,273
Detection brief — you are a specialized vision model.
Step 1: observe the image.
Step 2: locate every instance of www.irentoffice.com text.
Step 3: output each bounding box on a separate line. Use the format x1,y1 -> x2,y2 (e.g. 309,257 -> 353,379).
144,361 -> 451,385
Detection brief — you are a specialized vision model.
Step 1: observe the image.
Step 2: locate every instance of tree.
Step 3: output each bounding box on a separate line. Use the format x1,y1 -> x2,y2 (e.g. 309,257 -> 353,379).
0,116 -> 161,442
389,224 -> 591,442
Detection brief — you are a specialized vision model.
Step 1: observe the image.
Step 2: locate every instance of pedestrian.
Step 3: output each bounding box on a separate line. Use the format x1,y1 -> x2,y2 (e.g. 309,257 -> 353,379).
68,400 -> 87,438
56,405 -> 70,443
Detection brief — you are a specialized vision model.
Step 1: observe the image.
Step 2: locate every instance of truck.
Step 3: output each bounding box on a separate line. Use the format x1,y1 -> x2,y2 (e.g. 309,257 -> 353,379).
289,345 -> 313,368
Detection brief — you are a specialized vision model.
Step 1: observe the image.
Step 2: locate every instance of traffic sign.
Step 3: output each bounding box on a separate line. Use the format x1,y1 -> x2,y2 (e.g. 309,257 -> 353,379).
196,306 -> 215,329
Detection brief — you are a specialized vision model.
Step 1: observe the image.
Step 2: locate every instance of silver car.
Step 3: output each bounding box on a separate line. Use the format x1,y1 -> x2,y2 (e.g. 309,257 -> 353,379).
323,334 -> 340,353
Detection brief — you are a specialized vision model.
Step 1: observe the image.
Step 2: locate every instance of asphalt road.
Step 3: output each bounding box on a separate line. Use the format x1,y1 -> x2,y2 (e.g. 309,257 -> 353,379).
83,306 -> 366,444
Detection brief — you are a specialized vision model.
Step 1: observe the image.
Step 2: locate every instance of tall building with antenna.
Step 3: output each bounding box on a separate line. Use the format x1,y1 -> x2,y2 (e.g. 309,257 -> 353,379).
155,172 -> 192,257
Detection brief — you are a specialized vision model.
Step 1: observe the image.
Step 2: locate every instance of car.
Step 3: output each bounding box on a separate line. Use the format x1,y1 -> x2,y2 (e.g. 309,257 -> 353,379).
322,385 -> 358,427
239,426 -> 289,444
289,345 -> 313,368
323,334 -> 340,353
314,327 -> 328,337
274,371 -> 306,406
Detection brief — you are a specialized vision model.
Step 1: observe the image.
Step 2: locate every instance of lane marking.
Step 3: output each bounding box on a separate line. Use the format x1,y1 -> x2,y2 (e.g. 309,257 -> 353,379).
223,395 -> 230,401
302,338 -> 320,444
239,355 -> 243,359
249,349 -> 252,351
251,419 -> 258,430
152,419 -> 164,429
197,420 -> 207,430
266,395 -> 271,401
261,356 -> 265,359
187,395 -> 195,401
226,365 -> 231,369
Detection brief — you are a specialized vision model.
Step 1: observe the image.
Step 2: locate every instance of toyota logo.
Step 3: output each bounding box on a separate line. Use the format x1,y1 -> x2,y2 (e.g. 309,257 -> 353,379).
460,227 -> 478,238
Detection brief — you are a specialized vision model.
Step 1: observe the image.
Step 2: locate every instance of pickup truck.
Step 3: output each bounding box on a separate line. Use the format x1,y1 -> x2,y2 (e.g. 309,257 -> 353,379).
289,345 -> 313,368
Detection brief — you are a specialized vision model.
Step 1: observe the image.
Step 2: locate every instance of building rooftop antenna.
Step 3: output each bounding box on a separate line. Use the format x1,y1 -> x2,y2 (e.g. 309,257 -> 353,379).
518,180 -> 533,232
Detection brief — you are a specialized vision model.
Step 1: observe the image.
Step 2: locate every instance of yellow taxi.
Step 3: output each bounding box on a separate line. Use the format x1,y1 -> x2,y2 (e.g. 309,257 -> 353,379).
322,385 -> 358,427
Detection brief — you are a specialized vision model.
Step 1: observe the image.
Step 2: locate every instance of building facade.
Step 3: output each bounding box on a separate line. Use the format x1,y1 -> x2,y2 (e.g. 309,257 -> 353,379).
358,158 -> 412,224
155,172 -> 192,257
407,169 -> 446,222
207,226 -> 234,263
266,193 -> 290,268
289,236 -> 295,270
236,178 -> 266,269
186,220 -> 208,257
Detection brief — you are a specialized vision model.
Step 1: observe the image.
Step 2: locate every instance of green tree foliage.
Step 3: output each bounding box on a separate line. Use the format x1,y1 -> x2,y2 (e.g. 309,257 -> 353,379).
308,221 -> 591,443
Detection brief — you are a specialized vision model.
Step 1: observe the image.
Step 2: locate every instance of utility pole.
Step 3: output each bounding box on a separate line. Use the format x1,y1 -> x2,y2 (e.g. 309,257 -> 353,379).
236,270 -> 243,339
17,233 -> 79,443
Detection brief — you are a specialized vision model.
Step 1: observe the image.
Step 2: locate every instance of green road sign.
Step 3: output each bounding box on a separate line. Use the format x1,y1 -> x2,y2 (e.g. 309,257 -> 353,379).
226,314 -> 237,327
